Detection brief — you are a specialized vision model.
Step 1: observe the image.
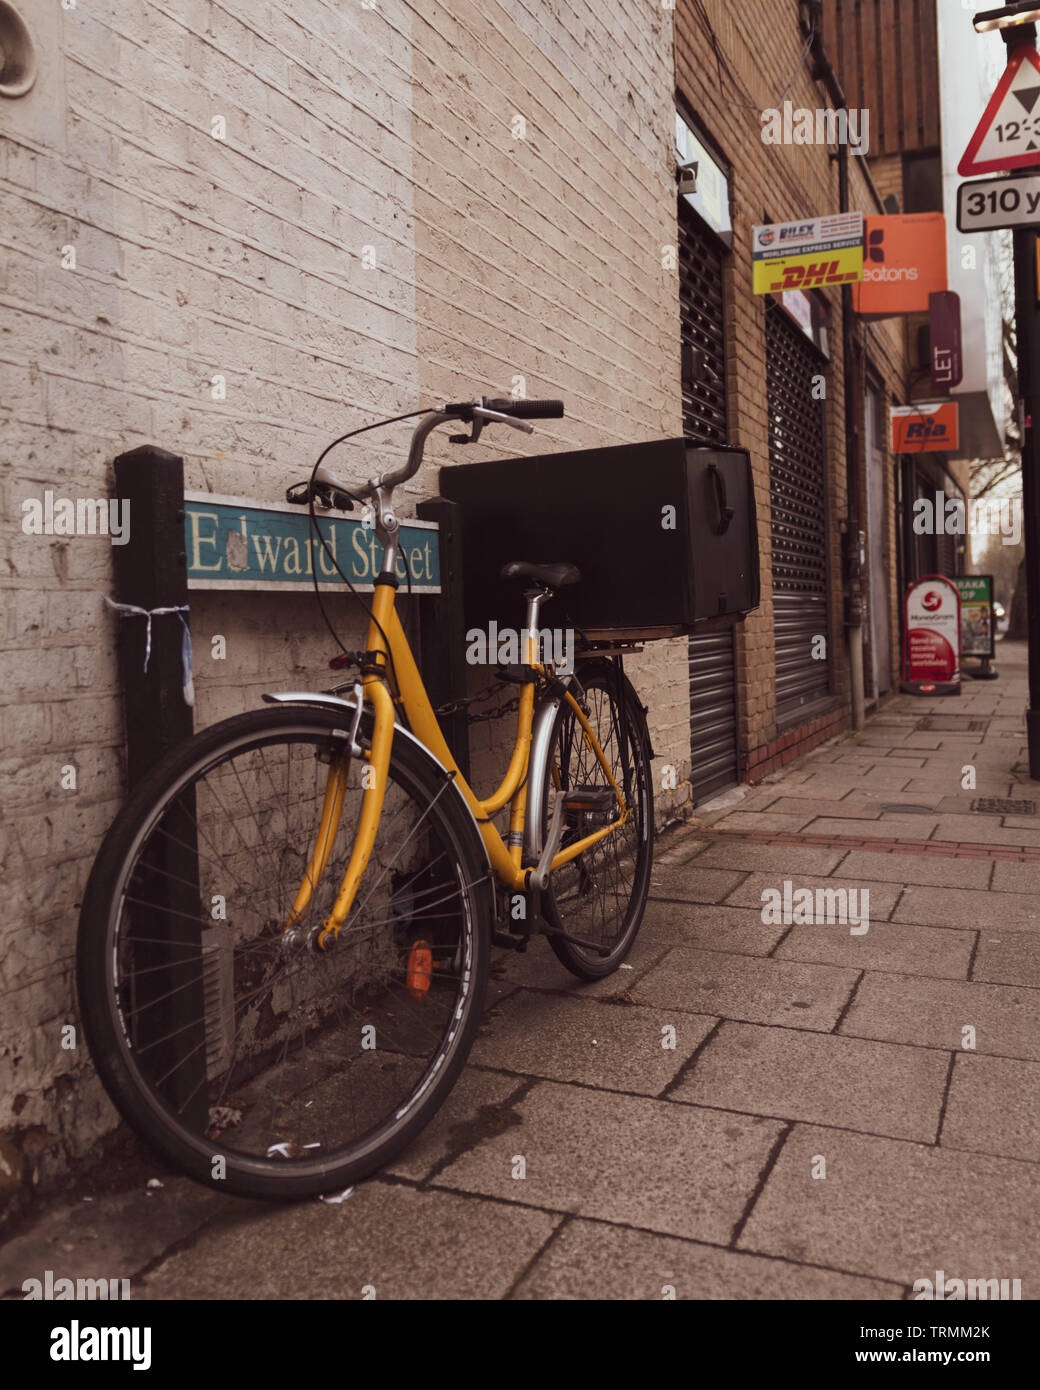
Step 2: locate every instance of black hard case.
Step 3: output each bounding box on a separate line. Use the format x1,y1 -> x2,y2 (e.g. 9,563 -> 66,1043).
437,437 -> 760,640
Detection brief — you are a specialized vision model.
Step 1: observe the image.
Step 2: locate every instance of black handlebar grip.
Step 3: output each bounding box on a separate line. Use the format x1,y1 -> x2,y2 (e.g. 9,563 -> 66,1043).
486,398 -> 564,419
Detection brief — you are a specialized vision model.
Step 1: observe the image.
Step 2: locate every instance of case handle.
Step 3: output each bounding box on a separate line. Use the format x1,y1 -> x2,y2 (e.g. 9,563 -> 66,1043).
708,463 -> 734,535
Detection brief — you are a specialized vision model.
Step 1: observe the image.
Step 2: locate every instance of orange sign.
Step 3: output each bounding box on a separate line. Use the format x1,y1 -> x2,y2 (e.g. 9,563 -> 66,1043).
890,401 -> 959,453
851,213 -> 948,317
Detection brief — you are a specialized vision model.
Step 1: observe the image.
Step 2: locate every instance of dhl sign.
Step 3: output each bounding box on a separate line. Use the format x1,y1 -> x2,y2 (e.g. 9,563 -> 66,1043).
890,401 -> 959,453
751,212 -> 864,295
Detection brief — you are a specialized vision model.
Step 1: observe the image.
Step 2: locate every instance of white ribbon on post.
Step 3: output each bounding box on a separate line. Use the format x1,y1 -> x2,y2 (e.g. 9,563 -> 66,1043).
102,595 -> 195,707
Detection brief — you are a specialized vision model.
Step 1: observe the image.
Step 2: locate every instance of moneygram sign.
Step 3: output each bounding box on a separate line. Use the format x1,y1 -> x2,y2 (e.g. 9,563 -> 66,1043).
751,212 -> 864,295
902,575 -> 961,696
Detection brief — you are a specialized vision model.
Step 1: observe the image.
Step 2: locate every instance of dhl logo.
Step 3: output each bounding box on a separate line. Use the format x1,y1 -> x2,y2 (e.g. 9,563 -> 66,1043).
753,242 -> 863,295
766,260 -> 861,291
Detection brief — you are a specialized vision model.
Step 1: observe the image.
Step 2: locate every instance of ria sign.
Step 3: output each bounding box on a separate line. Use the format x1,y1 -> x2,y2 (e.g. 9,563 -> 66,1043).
890,402 -> 959,453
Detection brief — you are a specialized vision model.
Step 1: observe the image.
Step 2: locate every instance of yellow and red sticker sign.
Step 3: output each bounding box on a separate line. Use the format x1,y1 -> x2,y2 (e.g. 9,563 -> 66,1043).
890,401 -> 959,453
751,213 -> 864,295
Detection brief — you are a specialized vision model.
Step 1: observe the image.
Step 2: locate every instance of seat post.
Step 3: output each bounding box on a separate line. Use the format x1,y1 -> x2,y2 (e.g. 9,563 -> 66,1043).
522,586 -> 552,663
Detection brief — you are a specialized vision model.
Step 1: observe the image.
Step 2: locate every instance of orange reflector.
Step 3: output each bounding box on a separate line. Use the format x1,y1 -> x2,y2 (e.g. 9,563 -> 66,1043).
405,939 -> 433,998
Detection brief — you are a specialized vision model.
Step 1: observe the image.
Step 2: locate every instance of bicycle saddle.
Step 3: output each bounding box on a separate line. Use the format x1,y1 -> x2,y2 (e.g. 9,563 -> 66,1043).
500,561 -> 581,589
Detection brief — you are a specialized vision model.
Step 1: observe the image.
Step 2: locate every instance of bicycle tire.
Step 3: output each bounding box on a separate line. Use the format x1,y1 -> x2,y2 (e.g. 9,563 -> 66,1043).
77,704 -> 492,1200
542,660 -> 654,980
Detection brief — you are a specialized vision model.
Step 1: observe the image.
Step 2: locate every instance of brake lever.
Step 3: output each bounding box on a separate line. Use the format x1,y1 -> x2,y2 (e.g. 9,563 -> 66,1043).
313,465 -> 358,510
475,406 -> 534,433
449,404 -> 533,443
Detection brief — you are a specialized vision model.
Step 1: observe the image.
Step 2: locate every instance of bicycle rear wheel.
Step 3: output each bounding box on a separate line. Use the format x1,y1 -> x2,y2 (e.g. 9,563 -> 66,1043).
77,704 -> 491,1199
542,660 -> 654,979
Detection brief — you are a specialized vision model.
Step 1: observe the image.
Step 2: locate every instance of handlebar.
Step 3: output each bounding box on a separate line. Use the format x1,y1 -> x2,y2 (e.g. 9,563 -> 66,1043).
287,394 -> 565,512
462,397 -> 565,420
286,477 -> 357,510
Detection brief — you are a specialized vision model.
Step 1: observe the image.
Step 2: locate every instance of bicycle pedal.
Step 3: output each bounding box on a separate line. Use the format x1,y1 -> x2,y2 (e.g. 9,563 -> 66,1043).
562,785 -> 615,814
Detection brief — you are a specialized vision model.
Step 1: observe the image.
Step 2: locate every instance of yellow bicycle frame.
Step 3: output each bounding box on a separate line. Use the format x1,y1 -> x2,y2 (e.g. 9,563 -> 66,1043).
286,579 -> 631,944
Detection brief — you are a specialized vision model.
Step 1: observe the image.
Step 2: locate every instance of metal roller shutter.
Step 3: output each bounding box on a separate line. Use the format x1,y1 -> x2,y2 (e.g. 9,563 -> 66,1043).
766,302 -> 831,722
678,202 -> 727,443
688,627 -> 740,800
679,201 -> 738,802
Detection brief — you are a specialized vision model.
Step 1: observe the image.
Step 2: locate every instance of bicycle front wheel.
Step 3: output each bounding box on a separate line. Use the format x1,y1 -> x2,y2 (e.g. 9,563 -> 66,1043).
77,704 -> 491,1200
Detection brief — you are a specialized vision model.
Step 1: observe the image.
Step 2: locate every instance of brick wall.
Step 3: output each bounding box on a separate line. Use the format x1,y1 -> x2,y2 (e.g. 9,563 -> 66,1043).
0,0 -> 681,1190
674,0 -> 914,775
408,0 -> 689,807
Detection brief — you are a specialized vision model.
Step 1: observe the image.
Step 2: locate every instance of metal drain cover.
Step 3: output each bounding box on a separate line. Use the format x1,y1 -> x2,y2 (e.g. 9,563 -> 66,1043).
879,804 -> 936,815
971,798 -> 1036,815
916,717 -> 990,733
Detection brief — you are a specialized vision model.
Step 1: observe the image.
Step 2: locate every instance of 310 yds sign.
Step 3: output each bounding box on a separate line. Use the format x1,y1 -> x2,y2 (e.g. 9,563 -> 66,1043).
957,172 -> 1040,233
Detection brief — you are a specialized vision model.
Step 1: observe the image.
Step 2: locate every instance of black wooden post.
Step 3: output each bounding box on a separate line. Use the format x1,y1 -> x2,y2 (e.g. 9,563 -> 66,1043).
417,496 -> 471,781
112,446 -> 195,783
112,446 -> 207,1128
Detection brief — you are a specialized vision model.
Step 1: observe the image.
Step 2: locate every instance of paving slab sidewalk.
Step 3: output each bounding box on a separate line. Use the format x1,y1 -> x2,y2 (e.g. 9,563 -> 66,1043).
2,643 -> 1038,1300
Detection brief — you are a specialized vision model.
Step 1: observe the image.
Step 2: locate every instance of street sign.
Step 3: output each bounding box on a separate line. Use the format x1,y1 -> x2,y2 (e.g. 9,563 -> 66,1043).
957,171 -> 1040,231
959,44 -> 1040,177
751,212 -> 863,294
901,574 -> 961,696
183,492 -> 441,593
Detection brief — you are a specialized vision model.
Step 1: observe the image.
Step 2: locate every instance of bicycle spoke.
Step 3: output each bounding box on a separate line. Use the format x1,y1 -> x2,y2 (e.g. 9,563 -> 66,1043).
95,716 -> 483,1187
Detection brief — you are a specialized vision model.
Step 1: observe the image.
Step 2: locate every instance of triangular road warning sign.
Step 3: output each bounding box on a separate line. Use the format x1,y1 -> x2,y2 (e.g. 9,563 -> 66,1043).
960,44 -> 1040,176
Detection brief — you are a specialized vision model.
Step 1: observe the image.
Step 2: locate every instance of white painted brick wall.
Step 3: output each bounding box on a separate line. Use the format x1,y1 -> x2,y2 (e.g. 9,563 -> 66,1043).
0,0 -> 683,1186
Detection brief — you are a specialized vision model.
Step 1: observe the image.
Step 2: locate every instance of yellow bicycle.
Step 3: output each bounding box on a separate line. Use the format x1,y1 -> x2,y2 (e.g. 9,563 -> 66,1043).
77,398 -> 654,1198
